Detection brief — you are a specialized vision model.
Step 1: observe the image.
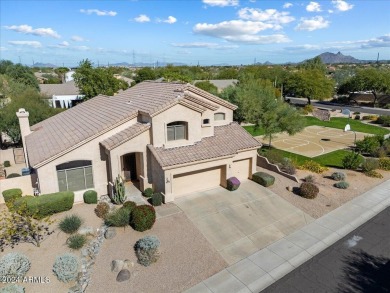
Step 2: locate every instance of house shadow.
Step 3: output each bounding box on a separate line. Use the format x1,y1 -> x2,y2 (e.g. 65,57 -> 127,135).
337,250 -> 390,293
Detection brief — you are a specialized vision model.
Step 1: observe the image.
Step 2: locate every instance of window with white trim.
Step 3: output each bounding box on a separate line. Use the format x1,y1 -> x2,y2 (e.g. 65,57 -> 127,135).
214,113 -> 225,121
56,160 -> 94,192
167,121 -> 188,141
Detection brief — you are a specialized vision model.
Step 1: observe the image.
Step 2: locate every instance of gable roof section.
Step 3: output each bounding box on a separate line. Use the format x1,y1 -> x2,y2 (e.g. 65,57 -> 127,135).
39,80 -> 80,96
100,122 -> 150,151
148,122 -> 261,169
26,81 -> 238,167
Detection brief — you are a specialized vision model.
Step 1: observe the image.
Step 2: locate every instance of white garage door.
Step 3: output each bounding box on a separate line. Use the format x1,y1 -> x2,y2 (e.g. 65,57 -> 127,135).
232,158 -> 251,181
173,166 -> 223,196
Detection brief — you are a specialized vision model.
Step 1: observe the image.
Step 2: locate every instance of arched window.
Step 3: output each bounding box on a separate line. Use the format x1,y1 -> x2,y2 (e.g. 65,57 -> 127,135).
56,160 -> 94,192
167,121 -> 188,141
214,113 -> 225,121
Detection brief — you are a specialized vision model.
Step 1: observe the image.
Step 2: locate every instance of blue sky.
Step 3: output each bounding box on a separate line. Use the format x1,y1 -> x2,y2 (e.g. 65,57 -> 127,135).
0,0 -> 389,66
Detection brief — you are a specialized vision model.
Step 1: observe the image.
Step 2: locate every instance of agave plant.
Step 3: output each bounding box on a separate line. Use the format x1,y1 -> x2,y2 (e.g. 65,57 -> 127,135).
112,175 -> 126,204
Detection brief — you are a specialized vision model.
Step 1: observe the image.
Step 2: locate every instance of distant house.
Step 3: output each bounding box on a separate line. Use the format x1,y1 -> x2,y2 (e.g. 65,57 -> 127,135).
65,70 -> 75,83
39,81 -> 84,108
193,79 -> 238,93
18,81 -> 261,203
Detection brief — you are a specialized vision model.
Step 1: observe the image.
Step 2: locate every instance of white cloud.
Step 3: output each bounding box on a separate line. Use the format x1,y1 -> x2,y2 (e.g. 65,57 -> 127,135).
202,0 -> 239,7
71,35 -> 85,42
4,24 -> 60,38
306,2 -> 321,12
283,2 -> 293,9
295,16 -> 329,31
74,45 -> 90,51
238,8 -> 295,29
284,44 -> 321,51
134,14 -> 150,23
80,9 -> 117,16
0,47 -> 7,51
171,42 -> 238,49
8,40 -> 42,48
330,34 -> 390,49
49,41 -> 69,48
332,0 -> 354,11
194,20 -> 290,44
163,16 -> 177,24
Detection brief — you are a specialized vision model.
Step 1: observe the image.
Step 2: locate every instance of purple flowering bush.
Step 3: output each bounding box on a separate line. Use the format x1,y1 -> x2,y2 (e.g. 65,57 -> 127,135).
227,177 -> 240,191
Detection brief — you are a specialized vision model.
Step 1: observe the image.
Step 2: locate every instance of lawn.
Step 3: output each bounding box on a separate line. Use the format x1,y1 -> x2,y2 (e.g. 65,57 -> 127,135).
243,116 -> 390,137
258,147 -> 354,168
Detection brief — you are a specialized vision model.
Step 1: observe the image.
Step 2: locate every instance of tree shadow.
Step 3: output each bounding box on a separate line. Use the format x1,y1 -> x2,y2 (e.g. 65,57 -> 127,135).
338,250 -> 390,293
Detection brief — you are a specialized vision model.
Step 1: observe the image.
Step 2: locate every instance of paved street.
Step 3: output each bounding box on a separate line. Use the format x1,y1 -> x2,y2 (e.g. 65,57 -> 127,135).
262,206 -> 390,293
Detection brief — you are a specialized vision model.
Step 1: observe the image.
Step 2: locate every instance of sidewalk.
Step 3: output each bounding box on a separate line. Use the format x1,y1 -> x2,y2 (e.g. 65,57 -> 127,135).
184,179 -> 390,293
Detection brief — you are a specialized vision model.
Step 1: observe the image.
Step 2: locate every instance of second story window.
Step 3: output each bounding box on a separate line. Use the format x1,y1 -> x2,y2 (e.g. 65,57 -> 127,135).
167,121 -> 187,141
203,119 -> 210,125
214,113 -> 225,121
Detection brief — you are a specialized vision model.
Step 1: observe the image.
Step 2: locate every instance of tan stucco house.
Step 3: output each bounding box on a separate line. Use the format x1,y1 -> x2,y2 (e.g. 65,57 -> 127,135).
18,81 -> 261,203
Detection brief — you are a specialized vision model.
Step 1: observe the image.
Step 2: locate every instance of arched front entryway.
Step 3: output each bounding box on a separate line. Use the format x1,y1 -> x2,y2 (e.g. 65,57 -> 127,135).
121,152 -> 143,183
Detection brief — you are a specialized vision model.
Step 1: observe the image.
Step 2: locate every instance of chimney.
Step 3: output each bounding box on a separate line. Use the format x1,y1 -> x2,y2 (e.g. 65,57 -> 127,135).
16,108 -> 31,166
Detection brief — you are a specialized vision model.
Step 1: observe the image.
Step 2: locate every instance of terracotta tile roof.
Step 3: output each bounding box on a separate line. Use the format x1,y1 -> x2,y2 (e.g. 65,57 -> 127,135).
39,80 -> 80,96
148,122 -> 261,168
100,123 -> 150,151
26,81 -> 237,167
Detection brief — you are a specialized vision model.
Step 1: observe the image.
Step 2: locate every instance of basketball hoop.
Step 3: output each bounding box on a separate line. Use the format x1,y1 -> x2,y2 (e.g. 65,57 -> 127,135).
344,124 -> 351,132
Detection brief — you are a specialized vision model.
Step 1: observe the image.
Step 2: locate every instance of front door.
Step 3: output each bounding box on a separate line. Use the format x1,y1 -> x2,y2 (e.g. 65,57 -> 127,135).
123,153 -> 137,181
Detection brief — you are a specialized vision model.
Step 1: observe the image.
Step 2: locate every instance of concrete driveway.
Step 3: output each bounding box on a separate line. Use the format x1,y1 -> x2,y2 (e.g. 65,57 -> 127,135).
175,180 -> 314,265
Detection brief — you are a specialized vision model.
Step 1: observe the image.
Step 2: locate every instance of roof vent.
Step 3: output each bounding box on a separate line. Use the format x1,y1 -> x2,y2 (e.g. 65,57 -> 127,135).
174,88 -> 184,92
126,100 -> 131,105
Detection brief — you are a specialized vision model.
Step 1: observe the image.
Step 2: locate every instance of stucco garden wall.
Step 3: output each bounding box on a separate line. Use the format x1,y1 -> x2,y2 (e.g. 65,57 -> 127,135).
0,175 -> 34,204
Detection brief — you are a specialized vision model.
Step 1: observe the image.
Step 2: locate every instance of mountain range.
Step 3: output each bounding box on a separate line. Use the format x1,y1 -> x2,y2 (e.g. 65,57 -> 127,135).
316,52 -> 362,64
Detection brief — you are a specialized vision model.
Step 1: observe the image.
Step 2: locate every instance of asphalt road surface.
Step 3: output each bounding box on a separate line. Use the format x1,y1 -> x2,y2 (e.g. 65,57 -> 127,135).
262,206 -> 390,293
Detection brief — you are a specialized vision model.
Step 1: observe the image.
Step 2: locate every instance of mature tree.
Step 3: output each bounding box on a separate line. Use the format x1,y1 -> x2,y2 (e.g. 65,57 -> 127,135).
73,59 -> 128,100
134,67 -> 156,83
284,69 -> 334,104
219,85 -> 245,124
0,60 -> 39,90
0,86 -> 62,144
239,78 -> 305,146
194,81 -> 218,95
216,67 -> 239,79
338,68 -> 390,107
54,67 -> 69,83
299,56 -> 327,73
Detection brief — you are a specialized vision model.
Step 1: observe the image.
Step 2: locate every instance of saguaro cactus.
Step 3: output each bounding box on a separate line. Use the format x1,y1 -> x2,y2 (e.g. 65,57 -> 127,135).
112,175 -> 126,204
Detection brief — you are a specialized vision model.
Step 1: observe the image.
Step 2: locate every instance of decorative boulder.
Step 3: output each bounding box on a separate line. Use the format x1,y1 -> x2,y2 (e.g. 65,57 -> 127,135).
111,260 -> 124,272
78,226 -> 94,236
116,269 -> 131,282
104,227 -> 116,239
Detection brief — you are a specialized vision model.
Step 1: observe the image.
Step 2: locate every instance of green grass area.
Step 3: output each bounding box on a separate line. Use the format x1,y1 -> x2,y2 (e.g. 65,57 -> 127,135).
258,147 -> 352,168
304,116 -> 390,136
243,116 -> 390,136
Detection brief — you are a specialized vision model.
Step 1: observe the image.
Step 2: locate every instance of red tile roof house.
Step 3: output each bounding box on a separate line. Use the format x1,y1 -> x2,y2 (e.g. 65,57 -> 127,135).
17,81 -> 261,203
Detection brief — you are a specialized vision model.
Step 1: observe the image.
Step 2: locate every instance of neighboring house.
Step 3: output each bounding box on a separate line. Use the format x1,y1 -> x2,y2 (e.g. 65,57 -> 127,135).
193,79 -> 238,93
18,81 -> 261,203
39,81 -> 84,108
65,70 -> 75,83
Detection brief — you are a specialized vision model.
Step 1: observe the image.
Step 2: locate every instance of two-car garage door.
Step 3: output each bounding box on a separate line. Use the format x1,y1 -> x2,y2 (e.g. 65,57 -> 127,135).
173,166 -> 223,197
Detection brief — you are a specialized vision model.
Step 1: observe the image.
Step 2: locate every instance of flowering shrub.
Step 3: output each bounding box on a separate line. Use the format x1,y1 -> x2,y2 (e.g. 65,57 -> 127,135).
227,177 -> 240,191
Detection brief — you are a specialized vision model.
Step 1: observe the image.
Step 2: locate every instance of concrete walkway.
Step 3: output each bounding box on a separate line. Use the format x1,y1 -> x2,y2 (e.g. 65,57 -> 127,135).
184,179 -> 390,293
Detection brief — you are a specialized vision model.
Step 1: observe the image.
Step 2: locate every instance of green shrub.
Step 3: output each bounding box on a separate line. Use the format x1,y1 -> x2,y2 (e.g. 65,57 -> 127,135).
0,252 -> 31,279
66,234 -> 87,250
375,115 -> 390,126
334,181 -> 349,189
342,152 -> 363,170
331,172 -> 346,181
299,182 -> 319,199
6,173 -> 21,179
362,115 -> 377,121
364,170 -> 383,178
280,158 -> 296,175
252,172 -> 275,187
301,160 -> 328,173
3,161 -> 10,167
263,149 -> 284,164
379,158 -> 390,170
134,235 -> 160,267
303,104 -> 314,114
2,188 -> 22,208
52,253 -> 79,283
355,136 -> 381,155
94,202 -> 110,219
105,207 -> 131,227
130,205 -> 156,232
83,190 -> 97,204
58,214 -> 83,234
151,193 -> 163,206
143,188 -> 153,198
123,201 -> 137,213
354,115 -> 360,120
304,175 -> 316,183
0,284 -> 25,293
361,158 -> 379,172
227,177 -> 240,191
